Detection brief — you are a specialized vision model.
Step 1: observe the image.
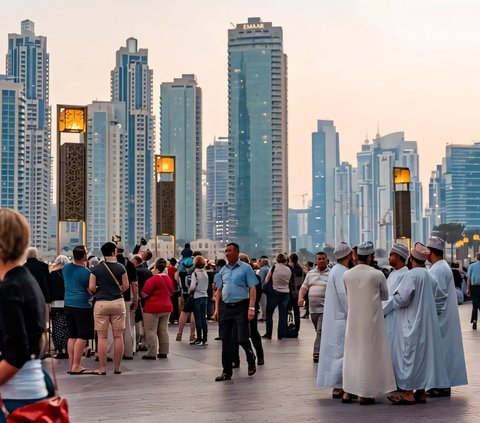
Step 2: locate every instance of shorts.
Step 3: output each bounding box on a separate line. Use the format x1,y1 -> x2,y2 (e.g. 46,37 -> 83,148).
94,298 -> 126,331
64,306 -> 94,340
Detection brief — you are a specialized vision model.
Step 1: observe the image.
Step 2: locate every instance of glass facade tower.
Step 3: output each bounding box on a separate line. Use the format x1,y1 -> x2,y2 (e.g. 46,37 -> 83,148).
206,137 -> 229,244
0,77 -> 25,211
160,74 -> 202,243
228,17 -> 288,257
6,20 -> 51,251
111,38 -> 154,250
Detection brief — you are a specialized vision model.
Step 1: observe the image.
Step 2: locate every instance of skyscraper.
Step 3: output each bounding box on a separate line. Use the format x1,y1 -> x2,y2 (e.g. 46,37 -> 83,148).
206,137 -> 229,244
334,161 -> 357,246
86,101 -> 127,257
111,38 -> 154,250
444,143 -> 480,229
310,120 -> 339,249
0,76 -> 25,211
425,164 -> 445,235
6,20 -> 51,251
228,17 -> 288,257
356,132 -> 423,251
160,74 -> 202,243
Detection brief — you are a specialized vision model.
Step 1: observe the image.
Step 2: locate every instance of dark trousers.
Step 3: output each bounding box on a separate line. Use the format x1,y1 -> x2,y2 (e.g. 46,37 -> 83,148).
471,285 -> 480,323
219,300 -> 255,376
232,313 -> 263,363
265,290 -> 290,338
169,291 -> 181,323
193,297 -> 208,342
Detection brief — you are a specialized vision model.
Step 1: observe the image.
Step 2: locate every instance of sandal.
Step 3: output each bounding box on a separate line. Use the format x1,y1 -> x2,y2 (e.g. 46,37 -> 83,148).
426,388 -> 451,397
342,393 -> 353,404
359,397 -> 375,405
332,389 -> 344,399
414,391 -> 426,404
215,373 -> 232,382
388,394 -> 416,405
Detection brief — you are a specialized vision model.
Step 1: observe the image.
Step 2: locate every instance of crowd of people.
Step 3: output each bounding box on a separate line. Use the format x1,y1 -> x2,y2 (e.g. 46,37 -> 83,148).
0,206 -> 474,418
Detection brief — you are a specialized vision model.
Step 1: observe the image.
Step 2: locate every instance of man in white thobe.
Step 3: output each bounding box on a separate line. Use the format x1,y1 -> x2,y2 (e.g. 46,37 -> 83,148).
317,242 -> 353,399
427,236 -> 468,396
388,242 -> 449,405
383,244 -> 409,356
342,241 -> 396,404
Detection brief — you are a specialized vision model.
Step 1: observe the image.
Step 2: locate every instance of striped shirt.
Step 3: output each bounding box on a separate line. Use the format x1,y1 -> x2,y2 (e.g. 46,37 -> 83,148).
301,267 -> 330,313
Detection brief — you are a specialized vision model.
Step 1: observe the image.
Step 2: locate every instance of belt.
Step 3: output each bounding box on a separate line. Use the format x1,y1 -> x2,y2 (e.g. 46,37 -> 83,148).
223,299 -> 249,308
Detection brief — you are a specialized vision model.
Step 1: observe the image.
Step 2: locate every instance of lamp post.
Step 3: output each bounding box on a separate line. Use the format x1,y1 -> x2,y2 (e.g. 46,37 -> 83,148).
393,167 -> 412,250
155,155 -> 176,259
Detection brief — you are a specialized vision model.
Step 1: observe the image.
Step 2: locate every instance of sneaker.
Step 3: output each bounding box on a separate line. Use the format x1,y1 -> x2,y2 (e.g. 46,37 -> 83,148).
190,340 -> 201,345
200,341 -> 208,346
157,354 -> 168,359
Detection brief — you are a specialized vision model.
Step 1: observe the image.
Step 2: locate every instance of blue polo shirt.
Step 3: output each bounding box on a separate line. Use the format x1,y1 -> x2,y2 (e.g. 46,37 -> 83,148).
216,260 -> 258,303
63,263 -> 92,308
467,261 -> 480,286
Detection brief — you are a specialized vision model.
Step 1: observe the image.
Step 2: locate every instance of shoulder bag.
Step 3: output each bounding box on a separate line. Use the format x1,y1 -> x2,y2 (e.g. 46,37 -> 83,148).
0,357 -> 70,422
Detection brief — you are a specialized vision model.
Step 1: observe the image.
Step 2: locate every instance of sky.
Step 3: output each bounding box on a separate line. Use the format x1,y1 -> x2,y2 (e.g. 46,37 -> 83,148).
2,0 -> 480,209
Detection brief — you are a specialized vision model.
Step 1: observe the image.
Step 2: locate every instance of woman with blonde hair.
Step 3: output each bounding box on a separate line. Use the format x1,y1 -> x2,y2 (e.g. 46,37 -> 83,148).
0,209 -> 48,418
49,255 -> 70,359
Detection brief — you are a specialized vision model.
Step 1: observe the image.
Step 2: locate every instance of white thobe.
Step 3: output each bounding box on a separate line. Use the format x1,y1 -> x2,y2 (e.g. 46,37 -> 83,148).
429,260 -> 468,387
392,267 -> 450,390
317,263 -> 348,389
383,266 -> 409,356
342,265 -> 396,397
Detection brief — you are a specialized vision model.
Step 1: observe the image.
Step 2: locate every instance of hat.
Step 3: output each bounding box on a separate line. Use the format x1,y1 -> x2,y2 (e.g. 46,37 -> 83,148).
411,242 -> 430,261
427,236 -> 445,252
357,241 -> 375,256
333,242 -> 352,260
115,242 -> 124,252
390,244 -> 409,260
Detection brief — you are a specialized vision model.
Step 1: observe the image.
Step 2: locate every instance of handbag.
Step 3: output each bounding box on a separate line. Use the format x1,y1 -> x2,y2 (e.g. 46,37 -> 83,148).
0,358 -> 70,422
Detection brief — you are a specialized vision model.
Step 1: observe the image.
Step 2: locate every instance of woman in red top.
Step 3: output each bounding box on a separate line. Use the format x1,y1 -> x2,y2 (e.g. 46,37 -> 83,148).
141,258 -> 174,359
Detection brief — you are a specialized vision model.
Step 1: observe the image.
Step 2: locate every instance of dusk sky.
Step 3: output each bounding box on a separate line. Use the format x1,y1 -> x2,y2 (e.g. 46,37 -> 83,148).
2,0 -> 479,208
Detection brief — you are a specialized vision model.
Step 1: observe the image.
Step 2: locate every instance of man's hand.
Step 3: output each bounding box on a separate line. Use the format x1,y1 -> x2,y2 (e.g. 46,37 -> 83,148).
298,298 -> 304,307
248,308 -> 255,321
466,288 -> 471,297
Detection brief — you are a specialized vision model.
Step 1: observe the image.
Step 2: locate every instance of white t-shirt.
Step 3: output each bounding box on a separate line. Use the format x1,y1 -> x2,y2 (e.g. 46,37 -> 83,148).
0,359 -> 48,400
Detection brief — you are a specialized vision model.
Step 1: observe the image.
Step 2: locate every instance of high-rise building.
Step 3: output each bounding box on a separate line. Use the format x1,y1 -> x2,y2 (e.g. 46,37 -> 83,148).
310,120 -> 339,249
160,74 -> 202,243
6,20 -> 51,251
425,164 -> 445,234
356,132 -> 423,251
206,137 -> 229,244
86,101 -> 127,257
444,143 -> 480,229
334,161 -> 357,246
227,17 -> 288,257
111,38 -> 154,250
0,76 -> 25,211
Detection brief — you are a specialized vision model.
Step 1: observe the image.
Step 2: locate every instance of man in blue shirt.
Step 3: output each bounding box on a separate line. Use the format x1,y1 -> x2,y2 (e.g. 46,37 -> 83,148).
213,243 -> 258,381
467,252 -> 480,330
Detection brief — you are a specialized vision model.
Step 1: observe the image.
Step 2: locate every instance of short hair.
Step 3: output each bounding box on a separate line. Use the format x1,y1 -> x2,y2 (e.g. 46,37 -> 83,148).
132,255 -> 143,265
429,247 -> 444,258
101,242 -> 117,258
239,253 -> 250,263
54,255 -> 70,266
316,251 -> 327,258
276,253 -> 288,264
142,250 -> 153,262
193,250 -> 202,257
184,243 -> 190,248
72,246 -> 87,261
169,258 -> 177,266
0,209 -> 30,262
216,258 -> 226,268
289,253 -> 299,264
194,256 -> 206,269
226,242 -> 240,252
26,247 -> 37,259
260,255 -> 268,259
155,258 -> 167,272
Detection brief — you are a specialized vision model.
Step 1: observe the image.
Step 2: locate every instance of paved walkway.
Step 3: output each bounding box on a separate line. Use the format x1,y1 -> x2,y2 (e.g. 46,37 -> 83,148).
57,304 -> 479,422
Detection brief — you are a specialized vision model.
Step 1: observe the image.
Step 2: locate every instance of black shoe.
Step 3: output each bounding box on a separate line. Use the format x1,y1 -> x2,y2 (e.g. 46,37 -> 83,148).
122,355 -> 134,360
473,321 -> 477,330
157,354 -> 167,359
142,355 -> 156,360
53,353 -> 68,359
248,361 -> 257,376
215,373 -> 232,382
257,358 -> 265,366
262,334 -> 271,339
214,337 -> 222,341
313,357 -> 319,363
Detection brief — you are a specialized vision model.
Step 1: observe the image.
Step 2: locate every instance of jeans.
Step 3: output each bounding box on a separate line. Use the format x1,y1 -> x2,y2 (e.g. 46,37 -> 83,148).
265,290 -> 290,339
471,285 -> 480,323
0,397 -> 47,423
193,297 -> 208,342
289,296 -> 301,333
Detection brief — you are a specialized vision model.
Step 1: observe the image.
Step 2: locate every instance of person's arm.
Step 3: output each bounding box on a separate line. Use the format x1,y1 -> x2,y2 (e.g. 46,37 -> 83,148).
131,281 -> 139,309
248,286 -> 256,321
393,275 -> 415,308
379,275 -> 389,301
214,286 -> 222,321
467,277 -> 471,297
298,286 -> 308,307
264,268 -> 273,284
0,361 -> 20,386
141,277 -> 154,299
188,272 -> 197,294
88,273 -> 97,294
121,272 -> 129,292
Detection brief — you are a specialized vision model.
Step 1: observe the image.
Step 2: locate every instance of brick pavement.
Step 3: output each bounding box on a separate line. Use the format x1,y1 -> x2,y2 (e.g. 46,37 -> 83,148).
57,304 -> 479,422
